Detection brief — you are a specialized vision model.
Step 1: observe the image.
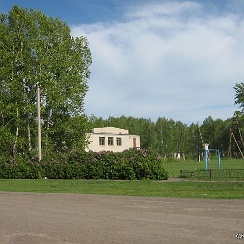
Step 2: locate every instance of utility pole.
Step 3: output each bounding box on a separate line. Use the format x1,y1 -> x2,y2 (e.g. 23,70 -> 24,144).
37,86 -> 42,161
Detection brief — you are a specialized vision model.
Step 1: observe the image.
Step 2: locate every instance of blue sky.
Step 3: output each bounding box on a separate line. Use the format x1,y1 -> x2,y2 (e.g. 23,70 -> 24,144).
1,0 -> 244,124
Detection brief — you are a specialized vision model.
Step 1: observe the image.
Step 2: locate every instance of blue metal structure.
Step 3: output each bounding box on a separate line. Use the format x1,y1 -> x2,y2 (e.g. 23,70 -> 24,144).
204,146 -> 221,170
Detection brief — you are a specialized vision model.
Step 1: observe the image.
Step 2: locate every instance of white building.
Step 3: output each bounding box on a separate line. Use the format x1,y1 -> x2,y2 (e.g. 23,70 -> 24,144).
85,127 -> 140,152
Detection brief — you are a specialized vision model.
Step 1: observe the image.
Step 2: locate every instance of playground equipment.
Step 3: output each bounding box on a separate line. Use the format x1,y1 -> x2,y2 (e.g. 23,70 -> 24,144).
204,143 -> 221,170
228,111 -> 244,158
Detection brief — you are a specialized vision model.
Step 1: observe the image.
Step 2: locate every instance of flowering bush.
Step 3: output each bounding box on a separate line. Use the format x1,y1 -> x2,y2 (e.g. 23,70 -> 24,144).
121,148 -> 168,180
0,149 -> 169,180
0,155 -> 43,179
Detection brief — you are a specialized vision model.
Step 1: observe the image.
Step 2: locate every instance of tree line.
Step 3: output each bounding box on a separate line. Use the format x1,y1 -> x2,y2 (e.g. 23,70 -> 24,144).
1,6 -> 244,162
88,113 -> 244,159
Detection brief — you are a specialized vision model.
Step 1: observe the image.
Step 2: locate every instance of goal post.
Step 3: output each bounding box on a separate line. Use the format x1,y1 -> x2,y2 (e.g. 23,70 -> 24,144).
204,143 -> 221,170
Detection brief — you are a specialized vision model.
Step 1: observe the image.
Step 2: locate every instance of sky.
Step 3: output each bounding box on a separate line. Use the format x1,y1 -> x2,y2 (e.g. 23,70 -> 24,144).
1,0 -> 244,125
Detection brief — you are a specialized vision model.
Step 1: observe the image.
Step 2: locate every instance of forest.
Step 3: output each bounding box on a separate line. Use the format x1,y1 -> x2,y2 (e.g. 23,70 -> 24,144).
88,112 -> 244,160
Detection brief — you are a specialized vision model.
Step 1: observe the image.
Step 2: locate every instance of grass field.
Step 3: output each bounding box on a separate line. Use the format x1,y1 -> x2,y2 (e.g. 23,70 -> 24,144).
0,179 -> 243,199
163,158 -> 244,178
0,158 -> 243,199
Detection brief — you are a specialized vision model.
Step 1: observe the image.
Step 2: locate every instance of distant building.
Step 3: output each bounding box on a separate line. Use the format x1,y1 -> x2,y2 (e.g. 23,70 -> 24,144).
85,127 -> 140,152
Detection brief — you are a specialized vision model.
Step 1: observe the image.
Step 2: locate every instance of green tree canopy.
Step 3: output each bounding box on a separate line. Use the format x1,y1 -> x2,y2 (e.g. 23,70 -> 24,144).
0,5 -> 92,156
88,115 -> 239,159
234,82 -> 244,110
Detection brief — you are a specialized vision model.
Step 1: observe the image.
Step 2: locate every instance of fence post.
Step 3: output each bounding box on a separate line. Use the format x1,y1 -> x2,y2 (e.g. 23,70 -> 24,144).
209,169 -> 212,179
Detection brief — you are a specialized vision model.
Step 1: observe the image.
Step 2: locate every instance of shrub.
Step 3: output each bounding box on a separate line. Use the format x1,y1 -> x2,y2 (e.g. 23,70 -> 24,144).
124,148 -> 169,180
40,152 -> 67,179
0,148 -> 169,180
0,155 -> 43,179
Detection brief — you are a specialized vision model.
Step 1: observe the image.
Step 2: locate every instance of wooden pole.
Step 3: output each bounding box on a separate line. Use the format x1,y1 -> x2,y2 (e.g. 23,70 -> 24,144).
37,86 -> 42,161
228,128 -> 232,158
232,132 -> 244,159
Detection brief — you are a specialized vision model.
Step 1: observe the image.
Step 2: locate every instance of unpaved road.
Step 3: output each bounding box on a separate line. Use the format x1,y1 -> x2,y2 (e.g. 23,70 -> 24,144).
0,192 -> 243,244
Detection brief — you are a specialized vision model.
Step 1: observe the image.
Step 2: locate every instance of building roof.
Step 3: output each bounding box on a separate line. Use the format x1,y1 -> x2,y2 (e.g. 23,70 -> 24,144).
91,127 -> 129,135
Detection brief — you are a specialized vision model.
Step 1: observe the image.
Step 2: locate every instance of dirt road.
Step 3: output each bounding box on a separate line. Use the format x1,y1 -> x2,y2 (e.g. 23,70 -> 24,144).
0,192 -> 243,244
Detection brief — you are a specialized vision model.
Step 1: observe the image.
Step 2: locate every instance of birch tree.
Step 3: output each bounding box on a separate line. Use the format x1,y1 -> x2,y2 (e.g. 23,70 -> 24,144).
0,6 -> 92,155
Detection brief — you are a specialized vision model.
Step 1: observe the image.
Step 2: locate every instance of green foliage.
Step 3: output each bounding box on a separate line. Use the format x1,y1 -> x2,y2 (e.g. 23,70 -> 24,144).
0,5 -> 92,156
0,155 -> 43,179
0,149 -> 169,180
88,114 -> 244,159
234,82 -> 244,110
122,148 -> 168,180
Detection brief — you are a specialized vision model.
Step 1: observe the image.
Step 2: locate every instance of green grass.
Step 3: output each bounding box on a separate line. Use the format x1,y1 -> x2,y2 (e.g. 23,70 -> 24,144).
0,179 -> 243,199
163,158 -> 244,178
0,158 -> 243,199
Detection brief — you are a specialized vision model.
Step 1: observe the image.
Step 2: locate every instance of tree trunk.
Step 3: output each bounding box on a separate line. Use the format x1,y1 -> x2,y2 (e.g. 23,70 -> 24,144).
12,108 -> 19,155
27,117 -> 32,151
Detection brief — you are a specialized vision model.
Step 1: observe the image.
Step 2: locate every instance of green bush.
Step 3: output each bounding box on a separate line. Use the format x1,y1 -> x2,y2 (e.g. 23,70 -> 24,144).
123,148 -> 168,180
0,155 -> 43,179
0,149 -> 169,180
38,152 -> 63,179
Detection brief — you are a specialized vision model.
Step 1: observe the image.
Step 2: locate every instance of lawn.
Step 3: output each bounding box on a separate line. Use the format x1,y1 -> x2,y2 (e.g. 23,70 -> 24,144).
0,158 -> 243,199
0,179 -> 243,199
163,158 -> 244,178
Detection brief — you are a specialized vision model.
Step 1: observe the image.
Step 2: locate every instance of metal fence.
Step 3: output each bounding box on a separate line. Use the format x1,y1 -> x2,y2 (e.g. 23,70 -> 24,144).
179,169 -> 244,180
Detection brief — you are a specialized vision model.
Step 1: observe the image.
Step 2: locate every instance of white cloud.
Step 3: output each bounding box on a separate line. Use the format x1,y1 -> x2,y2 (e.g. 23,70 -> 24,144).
71,1 -> 244,124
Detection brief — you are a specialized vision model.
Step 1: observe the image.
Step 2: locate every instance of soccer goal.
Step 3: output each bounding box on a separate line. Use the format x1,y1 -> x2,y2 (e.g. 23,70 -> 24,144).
204,143 -> 221,170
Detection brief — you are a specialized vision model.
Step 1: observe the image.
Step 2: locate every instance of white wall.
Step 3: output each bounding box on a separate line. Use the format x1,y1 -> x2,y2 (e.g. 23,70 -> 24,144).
85,127 -> 140,152
92,127 -> 128,135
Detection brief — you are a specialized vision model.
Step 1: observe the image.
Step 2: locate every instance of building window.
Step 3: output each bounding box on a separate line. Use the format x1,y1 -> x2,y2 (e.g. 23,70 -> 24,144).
108,137 -> 113,146
117,137 -> 122,146
99,137 -> 105,145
